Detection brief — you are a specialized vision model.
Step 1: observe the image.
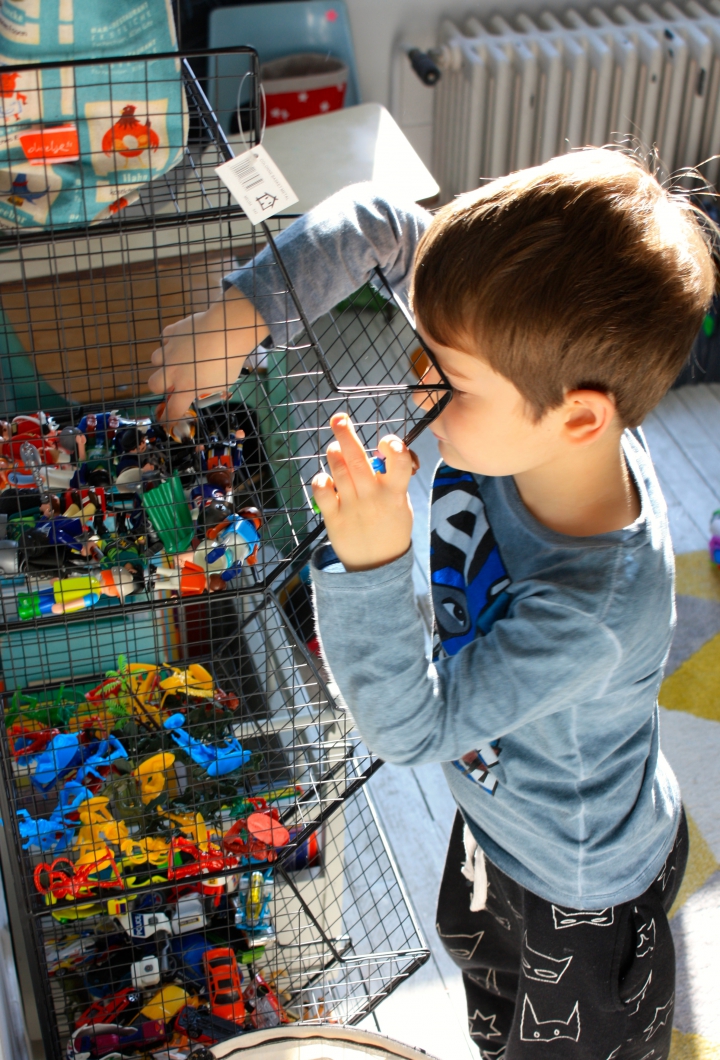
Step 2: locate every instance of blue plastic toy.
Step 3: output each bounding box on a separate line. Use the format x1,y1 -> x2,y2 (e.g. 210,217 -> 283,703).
73,736 -> 128,785
235,867 -> 275,938
17,780 -> 92,851
163,714 -> 251,777
30,733 -> 128,792
31,732 -> 89,791
170,932 -> 213,986
371,456 -> 386,474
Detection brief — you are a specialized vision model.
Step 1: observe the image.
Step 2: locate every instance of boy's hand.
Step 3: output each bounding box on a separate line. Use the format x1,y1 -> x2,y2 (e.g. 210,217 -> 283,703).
312,414 -> 416,572
147,288 -> 267,425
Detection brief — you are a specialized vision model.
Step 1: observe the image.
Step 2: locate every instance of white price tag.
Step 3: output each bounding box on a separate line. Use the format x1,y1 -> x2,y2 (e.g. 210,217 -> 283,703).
215,144 -> 298,224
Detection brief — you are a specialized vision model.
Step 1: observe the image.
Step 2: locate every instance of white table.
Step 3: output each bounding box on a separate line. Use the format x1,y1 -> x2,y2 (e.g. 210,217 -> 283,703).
233,101 -> 439,211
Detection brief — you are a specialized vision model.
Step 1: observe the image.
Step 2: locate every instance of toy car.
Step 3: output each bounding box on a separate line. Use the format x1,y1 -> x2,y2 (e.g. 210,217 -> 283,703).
68,1018 -> 165,1059
243,972 -> 289,1029
169,893 -> 208,936
74,988 -> 142,1031
174,1004 -> 243,1044
203,947 -> 245,1025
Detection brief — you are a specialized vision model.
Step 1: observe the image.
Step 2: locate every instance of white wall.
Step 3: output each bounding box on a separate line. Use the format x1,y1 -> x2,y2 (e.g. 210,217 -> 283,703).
344,0 -> 463,109
342,0 -> 566,167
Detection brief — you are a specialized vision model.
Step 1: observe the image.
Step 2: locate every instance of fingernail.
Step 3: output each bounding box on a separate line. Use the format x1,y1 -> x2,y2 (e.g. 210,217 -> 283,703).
334,413 -> 348,426
390,439 -> 404,453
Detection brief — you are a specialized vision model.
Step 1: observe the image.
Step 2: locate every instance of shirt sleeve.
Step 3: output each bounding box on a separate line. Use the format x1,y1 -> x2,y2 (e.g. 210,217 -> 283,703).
311,546 -> 622,766
223,182 -> 432,348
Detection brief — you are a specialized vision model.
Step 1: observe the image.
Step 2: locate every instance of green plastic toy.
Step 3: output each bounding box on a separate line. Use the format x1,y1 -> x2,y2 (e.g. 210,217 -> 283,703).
141,475 -> 194,555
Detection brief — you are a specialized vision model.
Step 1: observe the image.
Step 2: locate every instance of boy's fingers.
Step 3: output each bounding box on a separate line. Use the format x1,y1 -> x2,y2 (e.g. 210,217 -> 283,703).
330,413 -> 374,486
325,441 -> 357,497
311,472 -> 338,518
377,435 -> 414,491
163,389 -> 193,425
151,346 -> 164,367
146,366 -> 165,395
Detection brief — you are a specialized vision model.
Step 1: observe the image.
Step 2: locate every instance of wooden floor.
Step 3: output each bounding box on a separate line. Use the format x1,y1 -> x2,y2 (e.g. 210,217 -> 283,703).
357,383 -> 720,1059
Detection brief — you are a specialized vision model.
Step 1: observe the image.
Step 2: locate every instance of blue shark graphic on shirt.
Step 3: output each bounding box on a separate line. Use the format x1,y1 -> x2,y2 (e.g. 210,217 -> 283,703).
430,464 -> 512,794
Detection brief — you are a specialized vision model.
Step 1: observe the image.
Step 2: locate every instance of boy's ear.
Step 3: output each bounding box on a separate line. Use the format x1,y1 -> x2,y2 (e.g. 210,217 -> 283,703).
562,389 -> 618,445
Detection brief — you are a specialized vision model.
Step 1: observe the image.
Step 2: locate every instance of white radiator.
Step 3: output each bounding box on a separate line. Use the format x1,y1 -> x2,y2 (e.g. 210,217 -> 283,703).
432,1 -> 720,201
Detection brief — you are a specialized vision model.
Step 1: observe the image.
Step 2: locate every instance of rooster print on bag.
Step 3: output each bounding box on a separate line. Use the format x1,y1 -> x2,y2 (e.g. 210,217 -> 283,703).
430,465 -> 512,795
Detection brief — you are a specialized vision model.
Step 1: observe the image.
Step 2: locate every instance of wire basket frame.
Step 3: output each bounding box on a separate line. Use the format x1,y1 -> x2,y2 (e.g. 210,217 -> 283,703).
0,771 -> 428,1060
0,48 -> 440,1060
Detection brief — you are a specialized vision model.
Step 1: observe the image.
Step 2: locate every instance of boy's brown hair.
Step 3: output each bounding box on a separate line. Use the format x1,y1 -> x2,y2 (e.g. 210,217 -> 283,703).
413,148 -> 716,426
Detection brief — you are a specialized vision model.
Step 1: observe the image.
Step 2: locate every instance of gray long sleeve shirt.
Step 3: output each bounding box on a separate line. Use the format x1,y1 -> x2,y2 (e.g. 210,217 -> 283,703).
228,183 -> 681,910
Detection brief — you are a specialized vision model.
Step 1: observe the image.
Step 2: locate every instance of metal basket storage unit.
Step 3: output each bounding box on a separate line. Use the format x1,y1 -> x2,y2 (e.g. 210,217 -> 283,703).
0,49 -> 444,1060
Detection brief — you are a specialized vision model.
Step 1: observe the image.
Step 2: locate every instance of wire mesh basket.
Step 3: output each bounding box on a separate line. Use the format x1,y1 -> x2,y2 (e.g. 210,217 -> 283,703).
5,776 -> 428,1059
0,47 -> 441,1060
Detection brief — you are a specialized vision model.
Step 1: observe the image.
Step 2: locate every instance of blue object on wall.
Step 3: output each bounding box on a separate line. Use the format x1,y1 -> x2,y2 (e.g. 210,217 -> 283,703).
208,0 -> 360,135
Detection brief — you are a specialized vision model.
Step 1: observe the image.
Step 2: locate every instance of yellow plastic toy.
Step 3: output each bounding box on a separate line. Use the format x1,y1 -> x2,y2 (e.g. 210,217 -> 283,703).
133,751 -> 176,804
118,835 -> 170,868
140,984 -> 190,1022
158,663 -> 215,705
74,797 -> 129,851
161,810 -> 220,850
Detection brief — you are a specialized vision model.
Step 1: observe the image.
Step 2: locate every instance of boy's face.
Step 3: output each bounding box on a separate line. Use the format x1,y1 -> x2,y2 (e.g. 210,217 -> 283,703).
417,327 -> 575,477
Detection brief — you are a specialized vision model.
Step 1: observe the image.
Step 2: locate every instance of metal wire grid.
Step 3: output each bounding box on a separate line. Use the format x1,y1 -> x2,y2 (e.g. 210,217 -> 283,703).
0,50 -> 451,588
0,49 -> 441,1059
7,780 -> 428,1059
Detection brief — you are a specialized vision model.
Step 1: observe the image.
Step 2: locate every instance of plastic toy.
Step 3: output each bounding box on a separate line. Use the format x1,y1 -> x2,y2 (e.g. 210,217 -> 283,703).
140,983 -> 191,1022
69,1018 -> 166,1059
163,714 -> 251,776
45,931 -> 96,976
169,892 -> 208,935
167,837 -> 238,886
74,988 -> 142,1031
174,1003 -> 241,1044
142,474 -> 194,554
34,846 -> 124,903
243,971 -> 289,1029
203,947 -> 245,1025
16,782 -> 92,852
235,868 -> 274,939
111,905 -> 172,941
18,566 -> 142,620
131,952 -> 163,989
201,509 -> 262,571
133,751 -> 176,804
29,732 -> 93,791
171,933 -> 213,987
222,799 -> 290,862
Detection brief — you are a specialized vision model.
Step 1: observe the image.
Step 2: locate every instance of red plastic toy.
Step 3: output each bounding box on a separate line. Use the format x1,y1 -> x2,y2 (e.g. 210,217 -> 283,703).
222,798 -> 290,863
74,988 -> 141,1030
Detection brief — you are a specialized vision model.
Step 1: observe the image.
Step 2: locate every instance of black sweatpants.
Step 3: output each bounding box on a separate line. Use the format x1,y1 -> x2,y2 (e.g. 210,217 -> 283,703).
436,811 -> 688,1060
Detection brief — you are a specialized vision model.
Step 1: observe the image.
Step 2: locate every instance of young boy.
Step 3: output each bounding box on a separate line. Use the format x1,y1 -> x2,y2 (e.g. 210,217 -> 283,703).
149,148 -> 711,1059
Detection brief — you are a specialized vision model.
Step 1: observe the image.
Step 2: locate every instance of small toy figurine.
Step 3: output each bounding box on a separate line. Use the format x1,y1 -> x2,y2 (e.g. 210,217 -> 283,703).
16,782 -> 91,852
0,411 -> 56,461
235,869 -> 275,939
163,713 -> 251,777
153,509 -> 262,598
710,510 -> 720,564
17,566 -> 142,619
114,427 -> 156,491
